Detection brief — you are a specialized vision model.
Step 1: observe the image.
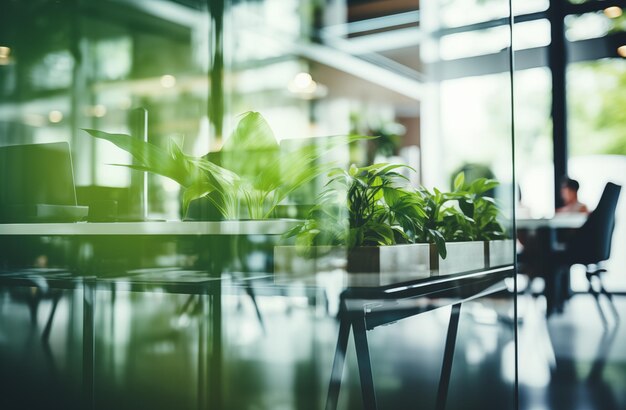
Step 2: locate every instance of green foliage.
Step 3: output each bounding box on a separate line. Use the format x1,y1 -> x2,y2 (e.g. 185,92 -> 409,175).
286,163 -> 449,257
413,172 -> 506,246
84,112 -> 365,220
440,173 -> 507,242
286,169 -> 508,259
367,123 -> 403,160
411,186 -> 455,259
449,163 -> 495,192
569,60 -> 626,156
338,163 -> 425,248
349,112 -> 405,163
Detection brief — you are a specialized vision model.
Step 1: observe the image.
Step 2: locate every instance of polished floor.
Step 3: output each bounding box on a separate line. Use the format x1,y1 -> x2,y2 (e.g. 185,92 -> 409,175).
518,293 -> 626,410
0,275 -> 625,410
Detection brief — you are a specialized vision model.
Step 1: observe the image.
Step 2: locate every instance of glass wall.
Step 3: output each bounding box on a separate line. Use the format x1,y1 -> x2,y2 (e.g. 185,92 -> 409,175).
1,1 -> 517,409
567,58 -> 626,291
0,0 -> 211,220
514,2 -> 626,409
562,2 -> 625,291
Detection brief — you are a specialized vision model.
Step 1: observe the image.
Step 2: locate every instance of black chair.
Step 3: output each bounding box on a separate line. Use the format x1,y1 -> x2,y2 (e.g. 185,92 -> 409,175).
556,182 -> 621,325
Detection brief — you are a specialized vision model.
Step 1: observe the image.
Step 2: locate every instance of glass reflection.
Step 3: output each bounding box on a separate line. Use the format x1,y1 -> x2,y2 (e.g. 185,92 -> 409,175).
1,0 -> 516,409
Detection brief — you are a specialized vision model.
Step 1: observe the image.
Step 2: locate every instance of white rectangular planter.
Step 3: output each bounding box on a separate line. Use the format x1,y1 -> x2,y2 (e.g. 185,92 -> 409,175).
431,241 -> 486,276
347,243 -> 430,274
275,240 -> 504,277
485,239 -> 515,268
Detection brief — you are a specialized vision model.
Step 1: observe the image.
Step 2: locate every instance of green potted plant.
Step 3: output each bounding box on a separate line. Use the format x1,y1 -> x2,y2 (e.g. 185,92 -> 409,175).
278,163 -> 443,274
445,172 -> 513,268
411,180 -> 483,275
84,112 -> 365,222
277,168 -> 511,276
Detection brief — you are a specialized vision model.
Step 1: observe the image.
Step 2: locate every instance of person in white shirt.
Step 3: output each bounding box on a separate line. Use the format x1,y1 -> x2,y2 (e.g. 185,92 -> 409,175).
556,177 -> 589,214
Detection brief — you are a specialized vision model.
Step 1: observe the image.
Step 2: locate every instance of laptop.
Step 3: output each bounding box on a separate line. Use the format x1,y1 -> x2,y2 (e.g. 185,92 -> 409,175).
0,142 -> 88,222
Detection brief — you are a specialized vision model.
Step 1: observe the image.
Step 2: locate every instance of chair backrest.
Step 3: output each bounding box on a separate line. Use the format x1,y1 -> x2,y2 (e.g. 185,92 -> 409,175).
568,182 -> 621,265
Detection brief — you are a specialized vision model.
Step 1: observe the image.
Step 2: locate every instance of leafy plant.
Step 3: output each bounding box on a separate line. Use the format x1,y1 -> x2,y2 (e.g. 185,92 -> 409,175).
411,186 -> 457,258
439,172 -> 507,242
286,169 -> 508,259
412,178 -> 507,256
413,173 -> 506,245
286,163 -> 453,257
366,122 -> 403,162
338,163 -> 424,247
349,112 -> 405,163
84,112 -> 365,220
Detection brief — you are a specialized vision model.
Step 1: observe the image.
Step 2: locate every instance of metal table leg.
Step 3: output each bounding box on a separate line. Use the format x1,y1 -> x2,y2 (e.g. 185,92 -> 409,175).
435,303 -> 462,410
353,316 -> 377,410
325,317 -> 351,410
82,279 -> 95,410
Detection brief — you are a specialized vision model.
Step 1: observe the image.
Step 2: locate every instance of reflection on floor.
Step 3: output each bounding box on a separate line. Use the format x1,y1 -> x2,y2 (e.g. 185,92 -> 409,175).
0,278 -> 515,410
518,294 -> 626,410
4,280 -> 624,409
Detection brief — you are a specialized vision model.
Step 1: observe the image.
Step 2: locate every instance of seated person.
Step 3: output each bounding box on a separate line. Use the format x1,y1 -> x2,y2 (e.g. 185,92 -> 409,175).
556,177 -> 588,214
518,177 -> 589,316
542,177 -> 590,314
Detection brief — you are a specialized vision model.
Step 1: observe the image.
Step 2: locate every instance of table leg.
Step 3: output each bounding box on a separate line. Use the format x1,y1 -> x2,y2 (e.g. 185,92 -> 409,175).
197,293 -> 207,410
41,290 -> 62,342
82,279 -> 95,410
325,317 -> 351,410
208,288 -> 222,410
353,317 -> 377,410
435,303 -> 461,410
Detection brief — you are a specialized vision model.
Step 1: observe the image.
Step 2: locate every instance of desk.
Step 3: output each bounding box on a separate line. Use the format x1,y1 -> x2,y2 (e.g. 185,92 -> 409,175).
322,265 -> 513,410
0,219 -> 300,236
0,220 -> 300,277
517,214 -> 587,315
0,221 -> 297,409
516,214 -> 586,230
0,223 -> 515,409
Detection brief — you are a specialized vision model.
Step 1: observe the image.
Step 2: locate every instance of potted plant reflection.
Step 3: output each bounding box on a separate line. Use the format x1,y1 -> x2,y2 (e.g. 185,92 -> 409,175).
83,112 -> 365,221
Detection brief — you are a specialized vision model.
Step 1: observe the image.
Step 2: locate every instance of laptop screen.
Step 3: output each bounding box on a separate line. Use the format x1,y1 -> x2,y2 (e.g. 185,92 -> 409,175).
0,142 -> 78,208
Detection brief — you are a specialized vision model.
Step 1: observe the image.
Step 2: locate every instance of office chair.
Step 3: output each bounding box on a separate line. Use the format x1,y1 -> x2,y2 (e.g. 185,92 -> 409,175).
561,182 -> 621,326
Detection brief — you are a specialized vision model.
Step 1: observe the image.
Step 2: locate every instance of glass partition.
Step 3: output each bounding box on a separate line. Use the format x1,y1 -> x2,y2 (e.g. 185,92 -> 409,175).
567,59 -> 626,292
0,1 -> 517,409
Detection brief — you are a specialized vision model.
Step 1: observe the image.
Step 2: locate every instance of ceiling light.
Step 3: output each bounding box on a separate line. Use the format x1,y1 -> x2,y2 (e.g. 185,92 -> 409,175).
292,72 -> 313,89
604,6 -> 623,19
92,104 -> 107,118
48,110 -> 63,123
288,72 -> 327,99
85,105 -> 107,117
0,46 -> 11,65
160,74 -> 176,88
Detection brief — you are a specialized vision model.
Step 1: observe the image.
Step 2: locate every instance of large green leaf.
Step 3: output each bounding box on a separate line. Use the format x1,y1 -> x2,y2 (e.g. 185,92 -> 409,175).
253,134 -> 370,217
429,229 -> 447,259
189,157 -> 239,186
453,172 -> 465,192
469,178 -> 499,195
86,114 -> 376,222
215,112 -> 281,183
83,128 -> 192,186
182,178 -> 219,217
222,111 -> 279,151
